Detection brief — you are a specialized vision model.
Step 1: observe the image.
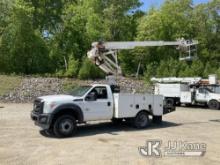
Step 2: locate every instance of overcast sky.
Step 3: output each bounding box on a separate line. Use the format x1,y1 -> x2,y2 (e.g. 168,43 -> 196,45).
140,0 -> 211,11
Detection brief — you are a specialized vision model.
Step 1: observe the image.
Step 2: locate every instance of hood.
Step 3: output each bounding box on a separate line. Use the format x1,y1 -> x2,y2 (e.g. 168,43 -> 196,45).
38,95 -> 78,102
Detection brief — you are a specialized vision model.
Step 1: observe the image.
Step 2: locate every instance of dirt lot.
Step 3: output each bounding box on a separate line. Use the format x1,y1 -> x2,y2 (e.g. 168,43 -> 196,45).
0,104 -> 220,165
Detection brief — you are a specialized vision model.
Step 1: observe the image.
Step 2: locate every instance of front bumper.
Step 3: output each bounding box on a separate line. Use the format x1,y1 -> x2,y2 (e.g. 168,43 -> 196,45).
31,111 -> 52,130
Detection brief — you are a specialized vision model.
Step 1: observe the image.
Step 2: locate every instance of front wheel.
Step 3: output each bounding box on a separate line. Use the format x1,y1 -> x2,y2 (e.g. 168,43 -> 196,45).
53,115 -> 77,138
133,112 -> 150,129
208,100 -> 220,110
44,129 -> 54,136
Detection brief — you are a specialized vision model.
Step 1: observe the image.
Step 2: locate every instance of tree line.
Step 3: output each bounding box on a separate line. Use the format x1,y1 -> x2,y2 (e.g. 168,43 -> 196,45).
0,0 -> 219,80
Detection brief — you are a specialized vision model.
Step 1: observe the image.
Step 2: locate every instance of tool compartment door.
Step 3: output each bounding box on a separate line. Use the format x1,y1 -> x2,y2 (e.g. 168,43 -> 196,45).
181,91 -> 192,103
114,93 -> 135,118
152,95 -> 164,116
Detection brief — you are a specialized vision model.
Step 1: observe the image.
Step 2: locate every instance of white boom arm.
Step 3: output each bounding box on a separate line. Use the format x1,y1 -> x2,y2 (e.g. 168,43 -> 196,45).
87,39 -> 198,76
151,77 -> 202,84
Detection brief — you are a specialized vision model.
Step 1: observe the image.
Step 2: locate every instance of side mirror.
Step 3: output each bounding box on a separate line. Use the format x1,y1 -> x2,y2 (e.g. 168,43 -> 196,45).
85,92 -> 97,101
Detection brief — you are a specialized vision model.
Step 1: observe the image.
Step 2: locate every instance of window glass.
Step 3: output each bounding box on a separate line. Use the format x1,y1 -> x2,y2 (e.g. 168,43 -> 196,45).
69,86 -> 92,96
199,88 -> 205,93
205,88 -> 213,93
89,87 -> 108,99
199,88 -> 213,94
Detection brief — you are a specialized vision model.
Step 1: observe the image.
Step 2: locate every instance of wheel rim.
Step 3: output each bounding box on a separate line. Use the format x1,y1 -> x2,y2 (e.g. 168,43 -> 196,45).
59,119 -> 73,134
137,114 -> 148,127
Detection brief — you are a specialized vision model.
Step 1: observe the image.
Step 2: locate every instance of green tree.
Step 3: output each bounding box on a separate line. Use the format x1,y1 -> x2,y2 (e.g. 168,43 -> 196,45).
203,62 -> 216,78
144,62 -> 159,81
0,0 -> 51,74
50,0 -> 142,76
1,0 -> 219,79
192,0 -> 220,62
190,60 -> 204,76
78,58 -> 104,80
65,56 -> 79,77
178,62 -> 191,77
23,0 -> 70,33
137,0 -> 219,80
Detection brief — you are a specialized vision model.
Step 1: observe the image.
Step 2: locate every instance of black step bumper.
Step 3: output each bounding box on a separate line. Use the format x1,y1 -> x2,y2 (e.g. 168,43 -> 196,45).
31,111 -> 51,130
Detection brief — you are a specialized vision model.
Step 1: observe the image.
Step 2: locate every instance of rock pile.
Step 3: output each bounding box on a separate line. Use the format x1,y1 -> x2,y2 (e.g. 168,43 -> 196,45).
0,77 -> 62,103
0,77 -> 151,103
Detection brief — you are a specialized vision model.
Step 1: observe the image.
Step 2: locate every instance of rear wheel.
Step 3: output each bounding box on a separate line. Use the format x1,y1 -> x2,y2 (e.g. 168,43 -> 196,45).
208,100 -> 220,110
133,112 -> 150,129
53,115 -> 77,138
165,98 -> 174,108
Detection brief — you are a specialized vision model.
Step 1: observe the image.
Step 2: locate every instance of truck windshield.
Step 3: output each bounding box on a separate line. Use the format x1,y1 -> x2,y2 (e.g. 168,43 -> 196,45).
68,86 -> 92,96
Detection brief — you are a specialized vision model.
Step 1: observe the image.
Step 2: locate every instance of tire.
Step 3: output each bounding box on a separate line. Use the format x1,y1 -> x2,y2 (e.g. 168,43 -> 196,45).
152,116 -> 162,124
44,128 -> 54,136
53,115 -> 77,138
175,101 -> 181,106
208,100 -> 220,110
39,129 -> 54,137
133,112 -> 150,129
165,98 -> 174,108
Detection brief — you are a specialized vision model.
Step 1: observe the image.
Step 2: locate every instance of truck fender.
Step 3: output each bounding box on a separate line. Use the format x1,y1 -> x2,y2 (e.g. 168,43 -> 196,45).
51,103 -> 84,123
135,109 -> 152,117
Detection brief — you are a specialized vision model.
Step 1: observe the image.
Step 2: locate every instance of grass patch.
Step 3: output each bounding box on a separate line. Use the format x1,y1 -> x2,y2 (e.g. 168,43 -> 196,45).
0,75 -> 22,96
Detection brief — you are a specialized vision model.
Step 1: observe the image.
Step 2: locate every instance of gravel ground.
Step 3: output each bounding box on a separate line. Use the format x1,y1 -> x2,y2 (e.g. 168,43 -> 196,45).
0,104 -> 220,165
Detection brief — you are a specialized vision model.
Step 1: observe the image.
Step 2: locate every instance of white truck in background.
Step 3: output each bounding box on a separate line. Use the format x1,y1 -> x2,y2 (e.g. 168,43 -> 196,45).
152,75 -> 220,110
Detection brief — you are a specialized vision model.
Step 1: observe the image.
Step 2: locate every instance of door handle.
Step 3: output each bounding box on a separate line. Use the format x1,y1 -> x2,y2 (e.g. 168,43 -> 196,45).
107,102 -> 111,106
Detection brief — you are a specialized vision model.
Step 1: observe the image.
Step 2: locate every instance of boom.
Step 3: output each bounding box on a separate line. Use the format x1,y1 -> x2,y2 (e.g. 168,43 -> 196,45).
92,41 -> 189,50
87,39 -> 198,76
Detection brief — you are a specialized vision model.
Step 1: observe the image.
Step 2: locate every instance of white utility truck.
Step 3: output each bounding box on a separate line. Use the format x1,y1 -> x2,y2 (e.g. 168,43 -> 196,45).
31,84 -> 174,137
151,75 -> 220,110
31,39 -> 197,137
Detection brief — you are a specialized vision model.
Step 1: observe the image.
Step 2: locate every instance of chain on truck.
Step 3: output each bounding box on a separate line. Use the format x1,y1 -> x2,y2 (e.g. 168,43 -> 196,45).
31,38 -> 198,138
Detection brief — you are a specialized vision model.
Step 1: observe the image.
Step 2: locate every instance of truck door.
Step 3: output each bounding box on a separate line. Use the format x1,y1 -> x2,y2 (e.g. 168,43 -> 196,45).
196,88 -> 208,102
83,86 -> 113,121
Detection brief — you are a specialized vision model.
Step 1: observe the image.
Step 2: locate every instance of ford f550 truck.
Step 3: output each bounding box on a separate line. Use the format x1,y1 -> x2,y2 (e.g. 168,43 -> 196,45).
31,39 -> 196,138
31,84 -> 175,137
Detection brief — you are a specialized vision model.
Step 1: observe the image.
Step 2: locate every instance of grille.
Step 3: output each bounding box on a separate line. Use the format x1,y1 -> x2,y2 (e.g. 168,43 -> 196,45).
33,99 -> 44,114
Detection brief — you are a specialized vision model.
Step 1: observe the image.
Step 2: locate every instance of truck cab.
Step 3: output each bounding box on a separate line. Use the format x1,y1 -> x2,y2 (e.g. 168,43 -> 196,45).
195,88 -> 213,102
77,84 -> 114,121
195,87 -> 220,109
31,84 -> 175,138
